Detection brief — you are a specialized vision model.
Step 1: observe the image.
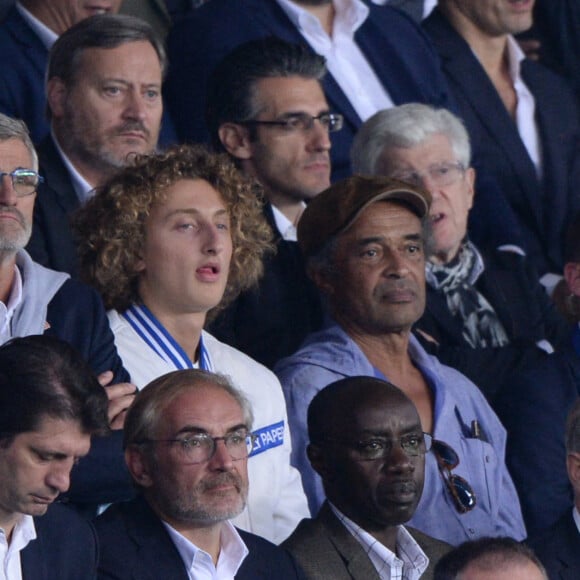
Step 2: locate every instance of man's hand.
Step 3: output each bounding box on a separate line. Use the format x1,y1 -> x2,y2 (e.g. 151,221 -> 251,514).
98,371 -> 137,430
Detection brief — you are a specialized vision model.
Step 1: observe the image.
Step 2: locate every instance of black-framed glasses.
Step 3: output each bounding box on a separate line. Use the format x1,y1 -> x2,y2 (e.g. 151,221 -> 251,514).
0,169 -> 44,197
241,112 -> 344,133
431,439 -> 476,513
390,162 -> 465,189
321,432 -> 432,461
138,428 -> 257,464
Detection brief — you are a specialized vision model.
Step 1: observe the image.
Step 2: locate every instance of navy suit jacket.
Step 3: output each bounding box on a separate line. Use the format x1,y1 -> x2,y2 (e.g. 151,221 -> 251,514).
165,0 -> 453,182
21,504 -> 98,580
27,136 -> 83,277
424,9 -> 580,275
208,203 -> 324,369
0,6 -> 50,144
43,277 -> 133,511
494,350 -> 580,536
94,495 -> 304,579
529,510 -> 580,580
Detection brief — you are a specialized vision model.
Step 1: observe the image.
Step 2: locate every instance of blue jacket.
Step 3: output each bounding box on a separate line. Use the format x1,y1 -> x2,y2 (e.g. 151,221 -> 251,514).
528,509 -> 580,580
275,323 -> 526,545
424,8 -> 580,275
22,504 -> 98,580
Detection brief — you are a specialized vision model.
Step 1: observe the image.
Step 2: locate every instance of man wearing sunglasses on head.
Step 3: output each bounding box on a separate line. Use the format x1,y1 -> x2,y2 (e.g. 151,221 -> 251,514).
276,175 -> 526,546
95,369 -> 304,579
284,376 -> 451,579
205,37 -> 339,370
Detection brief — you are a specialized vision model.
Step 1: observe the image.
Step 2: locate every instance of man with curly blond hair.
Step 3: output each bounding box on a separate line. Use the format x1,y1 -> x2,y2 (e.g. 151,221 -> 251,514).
74,143 -> 310,544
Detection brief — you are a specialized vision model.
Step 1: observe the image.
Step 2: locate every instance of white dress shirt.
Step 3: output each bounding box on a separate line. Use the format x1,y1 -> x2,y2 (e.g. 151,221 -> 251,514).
0,516 -> 36,580
329,503 -> 429,580
163,520 -> 249,580
271,203 -> 306,242
276,0 -> 394,121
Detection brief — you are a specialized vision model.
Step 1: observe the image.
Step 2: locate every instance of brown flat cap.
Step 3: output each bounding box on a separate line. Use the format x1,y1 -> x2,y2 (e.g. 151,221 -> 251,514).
297,175 -> 431,258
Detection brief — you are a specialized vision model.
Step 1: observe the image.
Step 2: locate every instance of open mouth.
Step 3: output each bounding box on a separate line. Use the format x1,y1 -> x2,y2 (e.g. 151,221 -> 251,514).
430,212 -> 444,224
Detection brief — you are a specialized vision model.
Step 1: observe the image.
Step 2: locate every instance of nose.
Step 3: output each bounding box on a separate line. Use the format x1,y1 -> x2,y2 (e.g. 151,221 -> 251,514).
383,248 -> 410,278
201,223 -> 225,256
0,174 -> 18,205
45,462 -> 73,494
385,444 -> 415,473
307,119 -> 332,151
208,438 -> 234,471
123,90 -> 147,121
418,173 -> 442,199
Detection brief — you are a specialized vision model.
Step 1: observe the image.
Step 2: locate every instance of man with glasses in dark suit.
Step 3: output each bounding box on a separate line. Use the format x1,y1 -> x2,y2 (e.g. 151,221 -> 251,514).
284,376 -> 450,579
95,369 -> 304,579
275,175 -> 526,546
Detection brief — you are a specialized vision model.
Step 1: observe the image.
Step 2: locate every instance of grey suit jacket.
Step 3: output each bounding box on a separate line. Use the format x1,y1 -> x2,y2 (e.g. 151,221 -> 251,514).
283,503 -> 451,579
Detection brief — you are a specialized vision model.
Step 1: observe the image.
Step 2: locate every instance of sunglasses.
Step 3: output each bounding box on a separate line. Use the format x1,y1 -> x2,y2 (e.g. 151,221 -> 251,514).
431,439 -> 477,513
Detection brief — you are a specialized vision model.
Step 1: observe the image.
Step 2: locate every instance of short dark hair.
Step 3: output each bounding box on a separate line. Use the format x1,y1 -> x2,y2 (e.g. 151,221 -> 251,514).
205,36 -> 326,151
565,398 -> 580,454
433,537 -> 547,579
47,14 -> 166,118
307,376 -> 411,445
0,336 -> 110,444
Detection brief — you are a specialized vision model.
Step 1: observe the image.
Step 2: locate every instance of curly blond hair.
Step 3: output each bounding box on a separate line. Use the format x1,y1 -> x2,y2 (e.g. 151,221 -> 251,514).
74,144 -> 274,319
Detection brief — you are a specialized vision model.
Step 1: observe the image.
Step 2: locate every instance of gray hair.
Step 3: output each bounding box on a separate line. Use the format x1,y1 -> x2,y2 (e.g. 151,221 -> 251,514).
351,104 -> 471,175
0,113 -> 38,171
565,398 -> 580,453
123,369 -> 254,450
46,14 -> 166,118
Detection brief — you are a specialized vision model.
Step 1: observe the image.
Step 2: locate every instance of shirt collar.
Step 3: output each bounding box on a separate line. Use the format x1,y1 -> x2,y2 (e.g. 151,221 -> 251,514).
573,506 -> 580,535
505,35 -> 526,84
270,203 -> 306,242
276,0 -> 368,39
0,514 -> 37,552
162,519 -> 249,577
16,2 -> 58,50
51,133 -> 96,205
329,503 -> 429,578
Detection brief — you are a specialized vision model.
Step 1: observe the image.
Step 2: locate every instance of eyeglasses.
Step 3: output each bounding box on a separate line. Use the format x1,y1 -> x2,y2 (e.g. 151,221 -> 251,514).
0,169 -> 44,197
431,439 -> 476,513
138,428 -> 257,464
242,112 -> 344,133
391,162 -> 465,189
321,432 -> 432,461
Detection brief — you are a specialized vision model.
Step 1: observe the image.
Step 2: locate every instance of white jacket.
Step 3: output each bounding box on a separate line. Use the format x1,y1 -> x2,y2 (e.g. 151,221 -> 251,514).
108,310 -> 310,544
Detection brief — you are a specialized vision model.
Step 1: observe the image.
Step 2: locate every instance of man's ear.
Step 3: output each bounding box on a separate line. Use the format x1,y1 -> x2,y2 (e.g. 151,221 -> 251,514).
564,262 -> 580,297
218,123 -> 253,160
308,266 -> 335,297
125,446 -> 154,488
307,443 -> 336,481
465,167 -> 476,210
46,77 -> 68,119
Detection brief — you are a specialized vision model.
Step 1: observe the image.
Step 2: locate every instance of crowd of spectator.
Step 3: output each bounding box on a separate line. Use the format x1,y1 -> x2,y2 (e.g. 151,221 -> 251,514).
0,0 -> 579,578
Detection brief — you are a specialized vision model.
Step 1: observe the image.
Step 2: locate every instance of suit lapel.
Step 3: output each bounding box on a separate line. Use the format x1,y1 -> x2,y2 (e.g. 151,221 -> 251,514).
5,8 -> 47,78
37,137 -> 82,215
20,519 -> 47,580
124,497 -> 189,580
425,11 -> 543,231
554,512 -> 580,580
318,504 -> 382,579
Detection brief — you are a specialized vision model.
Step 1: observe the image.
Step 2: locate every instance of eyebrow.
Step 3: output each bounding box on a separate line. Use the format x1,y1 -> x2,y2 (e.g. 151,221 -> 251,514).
164,208 -> 229,220
102,78 -> 161,88
173,423 -> 249,437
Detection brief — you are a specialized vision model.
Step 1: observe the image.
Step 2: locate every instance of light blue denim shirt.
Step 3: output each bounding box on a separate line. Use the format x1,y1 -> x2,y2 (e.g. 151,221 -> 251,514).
275,322 -> 526,546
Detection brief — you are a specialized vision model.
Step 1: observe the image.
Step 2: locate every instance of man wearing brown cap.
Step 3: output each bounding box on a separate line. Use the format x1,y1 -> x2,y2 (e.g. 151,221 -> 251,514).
275,175 -> 525,547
